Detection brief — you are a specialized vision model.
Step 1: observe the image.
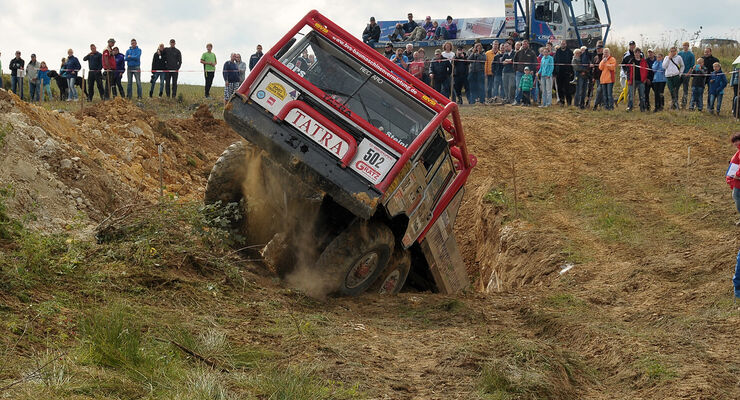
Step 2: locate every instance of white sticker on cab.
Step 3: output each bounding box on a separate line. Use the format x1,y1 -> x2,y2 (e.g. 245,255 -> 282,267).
250,72 -> 299,115
350,139 -> 397,185
284,109 -> 349,160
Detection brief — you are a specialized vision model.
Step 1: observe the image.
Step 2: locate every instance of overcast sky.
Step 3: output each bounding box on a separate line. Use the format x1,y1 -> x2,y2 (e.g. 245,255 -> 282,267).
0,0 -> 737,85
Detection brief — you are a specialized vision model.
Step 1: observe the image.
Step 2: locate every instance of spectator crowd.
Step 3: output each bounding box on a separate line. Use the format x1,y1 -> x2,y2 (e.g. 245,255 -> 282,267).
363,15 -> 739,116
1,40 -> 265,104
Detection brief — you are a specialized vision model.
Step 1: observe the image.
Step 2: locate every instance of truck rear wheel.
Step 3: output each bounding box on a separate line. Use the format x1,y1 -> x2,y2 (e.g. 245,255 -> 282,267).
314,221 -> 394,296
204,141 -> 279,245
370,248 -> 411,295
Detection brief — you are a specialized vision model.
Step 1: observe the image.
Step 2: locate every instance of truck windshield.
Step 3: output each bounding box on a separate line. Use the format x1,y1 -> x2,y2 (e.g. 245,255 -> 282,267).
571,0 -> 600,25
279,32 -> 435,148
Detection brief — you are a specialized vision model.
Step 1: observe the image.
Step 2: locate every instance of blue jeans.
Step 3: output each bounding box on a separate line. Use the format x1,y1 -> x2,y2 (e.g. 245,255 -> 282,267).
734,248 -> 740,298
533,77 -> 539,102
486,75 -> 494,99
468,71 -> 485,104
67,77 -> 78,100
690,86 -> 704,110
602,82 -> 614,110
575,76 -> 588,108
502,72 -> 515,101
29,81 -> 40,101
628,82 -> 646,110
42,84 -> 52,101
492,74 -> 503,98
127,68 -> 142,98
150,72 -> 165,96
11,76 -> 23,99
514,71 -> 523,103
540,76 -> 553,106
709,93 -> 723,113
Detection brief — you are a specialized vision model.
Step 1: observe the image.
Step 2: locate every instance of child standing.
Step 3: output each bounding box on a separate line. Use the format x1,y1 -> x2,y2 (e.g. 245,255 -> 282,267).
708,62 -> 728,115
689,58 -> 706,111
519,67 -> 534,105
37,61 -> 52,101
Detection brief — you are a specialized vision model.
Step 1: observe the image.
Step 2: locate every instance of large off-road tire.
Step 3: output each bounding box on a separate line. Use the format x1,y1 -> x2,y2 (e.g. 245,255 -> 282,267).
370,248 -> 411,295
204,140 -> 279,245
314,221 -> 395,297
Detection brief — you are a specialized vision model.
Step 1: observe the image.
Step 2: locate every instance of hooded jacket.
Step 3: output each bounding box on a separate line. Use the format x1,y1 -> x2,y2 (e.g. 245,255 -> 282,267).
627,57 -> 651,84
152,51 -> 166,72
63,56 -> 81,78
102,47 -> 115,70
25,60 -> 40,82
125,47 -> 142,68
708,69 -> 728,95
363,23 -> 381,42
598,55 -> 617,84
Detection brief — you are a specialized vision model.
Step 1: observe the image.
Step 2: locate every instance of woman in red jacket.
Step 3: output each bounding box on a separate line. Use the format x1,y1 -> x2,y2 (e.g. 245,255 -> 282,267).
727,133 -> 740,220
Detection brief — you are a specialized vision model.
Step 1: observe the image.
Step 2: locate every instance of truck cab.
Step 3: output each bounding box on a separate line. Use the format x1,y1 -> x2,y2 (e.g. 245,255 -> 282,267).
210,10 -> 476,296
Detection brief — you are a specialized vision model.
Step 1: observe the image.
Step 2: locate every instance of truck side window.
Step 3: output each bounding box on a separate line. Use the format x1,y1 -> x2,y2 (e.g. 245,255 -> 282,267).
551,2 -> 563,24
534,1 -> 552,22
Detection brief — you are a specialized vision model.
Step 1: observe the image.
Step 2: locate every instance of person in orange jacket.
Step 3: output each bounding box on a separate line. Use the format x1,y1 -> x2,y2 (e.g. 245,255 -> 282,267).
598,48 -> 617,110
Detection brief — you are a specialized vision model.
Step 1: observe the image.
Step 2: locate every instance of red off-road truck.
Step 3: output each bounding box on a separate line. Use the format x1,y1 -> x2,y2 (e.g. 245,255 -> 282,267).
205,10 -> 476,296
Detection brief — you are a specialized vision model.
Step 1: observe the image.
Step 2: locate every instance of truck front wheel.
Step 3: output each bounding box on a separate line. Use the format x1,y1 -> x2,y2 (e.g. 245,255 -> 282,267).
314,221 -> 394,296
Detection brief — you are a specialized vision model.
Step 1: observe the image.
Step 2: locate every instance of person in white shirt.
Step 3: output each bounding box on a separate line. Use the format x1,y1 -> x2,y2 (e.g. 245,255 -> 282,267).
662,46 -> 684,110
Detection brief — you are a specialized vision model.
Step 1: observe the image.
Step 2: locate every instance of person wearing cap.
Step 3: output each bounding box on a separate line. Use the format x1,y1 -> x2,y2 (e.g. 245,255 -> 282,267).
163,39 -> 182,98
430,48 -> 452,98
644,49 -> 656,111
621,40 -> 636,90
362,17 -> 381,47
591,44 -> 605,110
25,54 -> 41,102
9,51 -> 25,99
519,66 -> 534,105
83,44 -> 105,101
678,42 -> 695,109
125,38 -> 143,99
443,16 -> 457,40
383,43 -> 394,59
103,38 -> 116,99
662,46 -> 684,110
452,46 -> 469,104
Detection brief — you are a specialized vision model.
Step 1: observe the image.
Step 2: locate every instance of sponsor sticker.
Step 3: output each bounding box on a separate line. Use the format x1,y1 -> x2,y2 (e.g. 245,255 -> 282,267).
250,72 -> 300,114
285,108 -> 349,159
266,82 -> 287,100
350,139 -> 397,185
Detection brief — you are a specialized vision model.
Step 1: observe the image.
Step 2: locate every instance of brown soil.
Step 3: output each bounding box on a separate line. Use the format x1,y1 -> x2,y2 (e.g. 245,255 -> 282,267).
0,91 -> 240,232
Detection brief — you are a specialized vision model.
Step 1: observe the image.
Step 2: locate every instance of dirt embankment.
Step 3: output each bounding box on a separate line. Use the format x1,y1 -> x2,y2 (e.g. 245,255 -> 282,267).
0,91 -> 240,233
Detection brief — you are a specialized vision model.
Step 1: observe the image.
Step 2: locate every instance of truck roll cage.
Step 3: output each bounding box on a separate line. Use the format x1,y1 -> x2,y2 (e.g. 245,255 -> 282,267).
238,10 -> 475,200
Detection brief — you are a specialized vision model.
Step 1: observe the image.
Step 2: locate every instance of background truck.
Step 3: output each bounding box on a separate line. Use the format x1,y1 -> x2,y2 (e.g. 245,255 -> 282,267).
374,0 -> 611,52
205,10 -> 477,296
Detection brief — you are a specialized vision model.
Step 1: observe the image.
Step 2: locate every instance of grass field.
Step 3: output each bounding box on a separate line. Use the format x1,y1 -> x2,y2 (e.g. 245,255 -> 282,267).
1,55 -> 740,399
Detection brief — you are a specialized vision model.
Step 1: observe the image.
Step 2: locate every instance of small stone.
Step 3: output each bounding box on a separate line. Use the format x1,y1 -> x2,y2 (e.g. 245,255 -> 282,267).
71,157 -> 80,162
76,197 -> 84,205
60,159 -> 73,169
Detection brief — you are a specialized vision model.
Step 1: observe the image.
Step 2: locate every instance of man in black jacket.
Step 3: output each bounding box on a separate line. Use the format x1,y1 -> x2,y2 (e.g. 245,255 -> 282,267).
553,40 -> 574,105
452,47 -> 469,104
249,45 -> 263,71
162,39 -> 182,98
429,49 -> 451,98
150,44 -> 166,97
9,51 -> 25,99
701,47 -> 719,110
362,17 -> 381,47
83,44 -> 105,101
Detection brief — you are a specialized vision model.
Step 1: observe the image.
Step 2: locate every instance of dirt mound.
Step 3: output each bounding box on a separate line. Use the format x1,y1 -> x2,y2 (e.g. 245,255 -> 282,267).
0,90 -> 240,233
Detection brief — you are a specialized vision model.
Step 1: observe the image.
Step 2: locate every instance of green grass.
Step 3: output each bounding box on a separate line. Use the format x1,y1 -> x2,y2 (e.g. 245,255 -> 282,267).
567,177 -> 638,244
636,356 -> 678,382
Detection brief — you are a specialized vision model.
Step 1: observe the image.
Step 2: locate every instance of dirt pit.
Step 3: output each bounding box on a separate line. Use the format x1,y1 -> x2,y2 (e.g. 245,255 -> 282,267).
0,91 -> 240,233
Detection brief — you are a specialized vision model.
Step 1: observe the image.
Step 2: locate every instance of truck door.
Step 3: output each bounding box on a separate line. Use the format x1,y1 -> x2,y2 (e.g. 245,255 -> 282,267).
533,0 -> 567,43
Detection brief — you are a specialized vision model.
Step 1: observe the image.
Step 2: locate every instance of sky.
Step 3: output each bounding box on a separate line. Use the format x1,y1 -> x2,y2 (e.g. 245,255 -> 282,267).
0,0 -> 737,85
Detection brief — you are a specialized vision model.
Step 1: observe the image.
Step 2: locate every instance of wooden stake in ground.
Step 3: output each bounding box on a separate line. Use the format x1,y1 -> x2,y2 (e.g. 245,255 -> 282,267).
512,160 -> 518,218
158,143 -> 164,198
